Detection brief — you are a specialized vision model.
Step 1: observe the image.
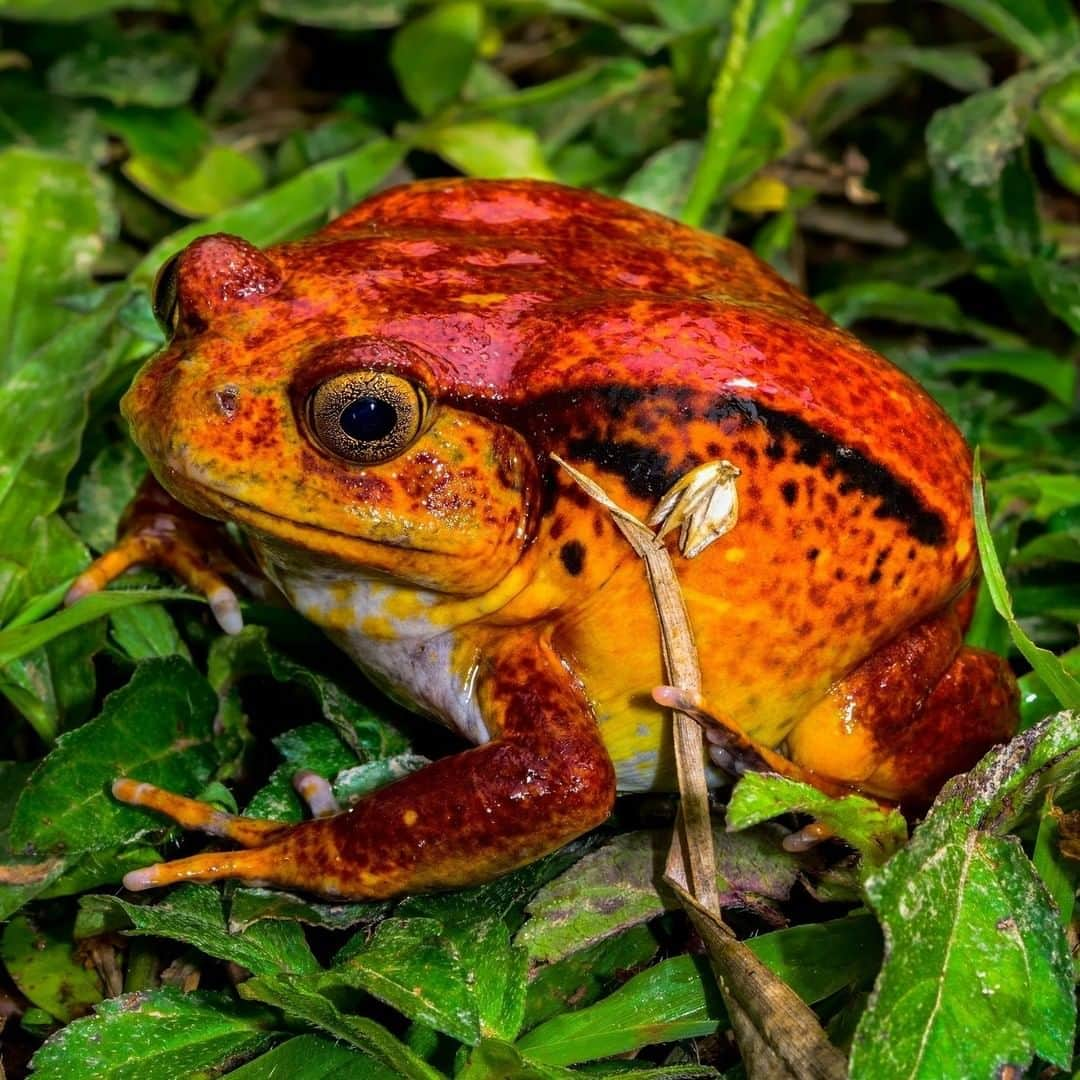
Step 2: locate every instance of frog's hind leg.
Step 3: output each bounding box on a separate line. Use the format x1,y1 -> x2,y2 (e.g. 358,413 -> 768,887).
785,604 -> 1017,806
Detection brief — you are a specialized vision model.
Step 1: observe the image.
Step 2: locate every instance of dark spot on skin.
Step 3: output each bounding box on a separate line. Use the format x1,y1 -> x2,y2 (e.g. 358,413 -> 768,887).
560,540 -> 585,576
869,569 -> 882,585
834,568 -> 846,581
765,441 -> 785,461
806,547 -> 819,561
781,480 -> 798,507
566,437 -> 677,500
549,515 -> 567,541
592,515 -> 604,537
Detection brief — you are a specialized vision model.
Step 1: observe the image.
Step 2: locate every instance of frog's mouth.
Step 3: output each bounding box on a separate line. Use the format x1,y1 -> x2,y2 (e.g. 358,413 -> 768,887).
153,464 -> 529,594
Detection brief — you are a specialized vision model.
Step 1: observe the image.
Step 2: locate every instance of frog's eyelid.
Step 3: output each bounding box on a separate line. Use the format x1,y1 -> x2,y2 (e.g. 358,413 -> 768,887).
151,253 -> 182,334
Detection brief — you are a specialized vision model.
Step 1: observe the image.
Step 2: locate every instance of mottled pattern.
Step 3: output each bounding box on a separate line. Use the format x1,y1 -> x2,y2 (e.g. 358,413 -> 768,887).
109,179 -> 1018,899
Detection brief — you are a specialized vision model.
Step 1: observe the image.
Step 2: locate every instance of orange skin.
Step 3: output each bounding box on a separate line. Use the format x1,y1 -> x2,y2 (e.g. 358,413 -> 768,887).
75,179 -> 1017,900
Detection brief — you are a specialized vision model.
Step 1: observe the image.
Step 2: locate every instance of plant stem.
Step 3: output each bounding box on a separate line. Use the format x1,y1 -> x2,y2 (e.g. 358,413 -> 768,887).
681,0 -> 810,229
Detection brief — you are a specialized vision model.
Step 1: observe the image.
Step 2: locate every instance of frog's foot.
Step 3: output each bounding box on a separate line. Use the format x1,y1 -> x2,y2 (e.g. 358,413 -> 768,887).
113,635 -> 616,900
786,603 -> 1018,806
293,770 -> 340,817
652,684 -> 856,799
65,476 -> 246,634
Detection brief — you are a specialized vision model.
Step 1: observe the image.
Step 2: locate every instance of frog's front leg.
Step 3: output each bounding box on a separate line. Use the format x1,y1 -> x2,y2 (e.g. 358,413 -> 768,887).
115,636 -> 616,899
65,475 -> 255,634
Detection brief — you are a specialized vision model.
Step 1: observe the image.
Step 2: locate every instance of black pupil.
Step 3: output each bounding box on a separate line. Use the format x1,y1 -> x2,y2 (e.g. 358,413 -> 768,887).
339,396 -> 398,442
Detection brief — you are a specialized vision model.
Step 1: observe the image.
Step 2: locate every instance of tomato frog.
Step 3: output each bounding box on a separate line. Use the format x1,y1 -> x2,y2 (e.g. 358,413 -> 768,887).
70,179 -> 1018,900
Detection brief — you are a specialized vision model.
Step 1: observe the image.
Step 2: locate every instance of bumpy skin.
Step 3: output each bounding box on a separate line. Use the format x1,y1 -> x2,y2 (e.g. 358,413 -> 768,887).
96,179 -> 1016,899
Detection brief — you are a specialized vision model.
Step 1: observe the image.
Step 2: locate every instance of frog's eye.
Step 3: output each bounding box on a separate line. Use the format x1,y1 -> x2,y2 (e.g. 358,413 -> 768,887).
151,253 -> 182,334
308,372 -> 427,465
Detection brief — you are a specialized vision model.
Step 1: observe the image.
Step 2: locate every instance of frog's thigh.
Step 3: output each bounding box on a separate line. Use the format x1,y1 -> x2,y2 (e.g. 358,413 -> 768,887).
786,607 -> 1017,804
120,635 -> 615,900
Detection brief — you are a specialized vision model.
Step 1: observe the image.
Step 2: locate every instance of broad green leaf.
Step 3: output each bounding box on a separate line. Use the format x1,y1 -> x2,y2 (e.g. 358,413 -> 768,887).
518,826 -> 798,964
319,915 -> 516,1044
974,455 -> 1080,709
1012,529 -> 1080,568
517,915 -> 881,1066
0,148 -> 104,377
523,925 -> 658,1031
68,439 -> 147,554
934,0 -> 1080,61
1033,792 -> 1079,929
0,587 -> 202,667
228,886 -> 385,933
47,30 -> 199,109
391,2 -> 482,116
77,883 -> 319,976
96,104 -> 209,175
0,761 -> 67,918
926,52 -> 1078,261
9,656 -> 219,854
240,972 -> 444,1080
933,347 -> 1077,405
621,140 -> 701,218
0,0 -> 176,19
132,137 -> 406,285
1019,648 -> 1080,729
332,752 -> 428,802
209,625 -> 406,763
726,773 -> 908,874
815,281 -> 1022,345
259,0 -> 410,29
850,713 -> 1080,1078
108,602 -> 187,660
125,145 -> 267,218
1030,257 -> 1080,333
226,1034 -> 399,1080
29,988 -> 276,1080
989,470 -> 1080,521
416,120 -> 555,180
1,913 -> 102,1022
35,844 -> 160,900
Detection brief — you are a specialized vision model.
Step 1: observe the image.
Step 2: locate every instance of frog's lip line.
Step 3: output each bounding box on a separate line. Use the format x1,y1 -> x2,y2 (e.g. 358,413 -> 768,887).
193,483 -> 462,559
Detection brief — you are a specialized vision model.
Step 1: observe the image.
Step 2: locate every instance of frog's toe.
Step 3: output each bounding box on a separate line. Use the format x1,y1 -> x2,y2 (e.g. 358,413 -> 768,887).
293,770 -> 340,817
122,848 -> 278,892
112,778 -> 290,847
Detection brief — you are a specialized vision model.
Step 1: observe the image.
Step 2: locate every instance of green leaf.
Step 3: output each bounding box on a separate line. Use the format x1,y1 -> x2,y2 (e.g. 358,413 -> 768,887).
814,281 -> 1022,345
319,915 -> 525,1044
726,772 -> 908,873
1,913 -> 102,1022
239,972 -> 444,1080
228,886 -> 385,933
0,0 -> 176,18
132,137 -> 406,285
96,104 -> 209,175
517,915 -> 881,1066
259,0 -> 410,30
850,714 -> 1080,1077
47,30 -> 199,109
125,145 -> 267,218
926,53 -> 1078,261
0,587 -> 202,667
933,0 -> 1080,62
0,148 -> 105,379
523,926 -> 659,1031
681,0 -> 811,226
517,827 -> 799,964
108,602 -> 187,660
77,883 -> 319,976
9,656 -> 220,854
933,346 -> 1077,405
1019,647 -> 1080,729
68,439 -> 147,554
1029,257 -> 1080,333
974,454 -> 1080,709
209,625 -> 406,762
0,761 -> 67,918
391,2 -> 482,116
226,1034 -> 398,1080
416,120 -> 555,180
29,988 -> 277,1080
989,470 -> 1080,520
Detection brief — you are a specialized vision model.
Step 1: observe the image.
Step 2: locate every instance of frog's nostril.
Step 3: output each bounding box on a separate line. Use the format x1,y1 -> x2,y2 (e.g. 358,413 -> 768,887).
214,385 -> 239,419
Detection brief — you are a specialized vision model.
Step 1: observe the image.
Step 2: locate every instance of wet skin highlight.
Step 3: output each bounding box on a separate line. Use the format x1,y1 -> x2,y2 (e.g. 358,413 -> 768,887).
78,179 -> 1016,899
